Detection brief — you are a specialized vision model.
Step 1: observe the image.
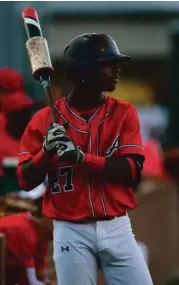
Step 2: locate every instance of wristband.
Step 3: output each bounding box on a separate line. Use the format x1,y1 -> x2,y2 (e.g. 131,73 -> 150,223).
31,149 -> 55,168
82,153 -> 105,172
126,157 -> 136,179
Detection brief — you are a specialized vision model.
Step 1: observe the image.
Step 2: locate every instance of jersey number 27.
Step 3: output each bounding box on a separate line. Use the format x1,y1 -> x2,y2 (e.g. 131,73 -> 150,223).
49,166 -> 74,194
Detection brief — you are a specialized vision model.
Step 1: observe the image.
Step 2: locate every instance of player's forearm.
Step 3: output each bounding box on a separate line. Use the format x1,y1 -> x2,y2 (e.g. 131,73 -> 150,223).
35,242 -> 48,272
82,153 -> 142,188
103,156 -> 137,187
18,150 -> 54,190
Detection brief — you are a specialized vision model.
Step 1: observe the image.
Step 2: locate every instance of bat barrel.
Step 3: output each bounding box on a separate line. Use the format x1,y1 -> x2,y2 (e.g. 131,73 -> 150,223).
22,8 -> 54,81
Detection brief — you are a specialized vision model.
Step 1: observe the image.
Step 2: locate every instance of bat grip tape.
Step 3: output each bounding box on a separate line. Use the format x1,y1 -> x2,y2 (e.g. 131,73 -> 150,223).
40,77 -> 51,89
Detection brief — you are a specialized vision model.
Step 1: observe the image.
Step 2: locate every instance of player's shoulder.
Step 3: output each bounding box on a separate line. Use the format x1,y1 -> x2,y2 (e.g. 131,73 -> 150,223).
28,98 -> 64,128
32,105 -> 51,120
106,96 -> 136,113
28,105 -> 52,129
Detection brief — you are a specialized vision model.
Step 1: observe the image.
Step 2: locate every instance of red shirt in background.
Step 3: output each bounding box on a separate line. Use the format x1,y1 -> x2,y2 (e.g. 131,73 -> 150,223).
0,114 -> 20,167
0,95 -> 38,175
0,212 -> 48,269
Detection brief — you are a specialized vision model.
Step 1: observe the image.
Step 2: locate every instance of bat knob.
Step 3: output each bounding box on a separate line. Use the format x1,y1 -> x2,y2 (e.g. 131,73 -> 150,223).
22,8 -> 39,22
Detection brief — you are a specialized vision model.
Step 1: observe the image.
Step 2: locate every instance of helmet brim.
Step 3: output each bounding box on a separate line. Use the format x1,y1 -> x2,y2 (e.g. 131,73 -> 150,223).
95,54 -> 130,63
116,54 -> 130,61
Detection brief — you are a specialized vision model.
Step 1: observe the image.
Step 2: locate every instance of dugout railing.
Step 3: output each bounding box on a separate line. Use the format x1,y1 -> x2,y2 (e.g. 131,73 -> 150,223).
0,233 -> 5,285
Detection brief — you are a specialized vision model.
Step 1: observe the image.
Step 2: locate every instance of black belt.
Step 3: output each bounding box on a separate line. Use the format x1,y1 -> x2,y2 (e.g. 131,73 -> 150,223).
71,212 -> 126,224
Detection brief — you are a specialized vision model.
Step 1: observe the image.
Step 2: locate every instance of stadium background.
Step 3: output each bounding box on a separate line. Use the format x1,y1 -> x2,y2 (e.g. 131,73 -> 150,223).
1,1 -> 179,285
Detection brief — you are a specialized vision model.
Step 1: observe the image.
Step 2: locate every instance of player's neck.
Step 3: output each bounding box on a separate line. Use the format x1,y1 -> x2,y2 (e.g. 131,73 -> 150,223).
68,86 -> 105,110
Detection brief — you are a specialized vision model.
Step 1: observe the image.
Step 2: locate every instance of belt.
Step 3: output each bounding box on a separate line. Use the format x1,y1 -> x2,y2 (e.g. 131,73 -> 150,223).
71,212 -> 126,224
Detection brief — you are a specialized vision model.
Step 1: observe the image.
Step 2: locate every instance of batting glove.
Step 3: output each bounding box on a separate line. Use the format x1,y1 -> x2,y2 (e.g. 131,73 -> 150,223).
43,124 -> 66,154
57,134 -> 84,163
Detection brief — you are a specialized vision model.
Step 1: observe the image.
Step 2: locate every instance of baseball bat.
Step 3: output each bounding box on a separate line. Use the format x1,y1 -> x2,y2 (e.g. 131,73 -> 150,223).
21,8 -> 57,124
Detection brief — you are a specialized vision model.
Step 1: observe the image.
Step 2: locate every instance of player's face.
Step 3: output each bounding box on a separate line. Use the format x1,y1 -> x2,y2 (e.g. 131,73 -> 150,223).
95,61 -> 121,92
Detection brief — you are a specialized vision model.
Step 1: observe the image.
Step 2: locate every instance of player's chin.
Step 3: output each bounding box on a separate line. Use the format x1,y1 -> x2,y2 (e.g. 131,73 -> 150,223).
104,83 -> 116,92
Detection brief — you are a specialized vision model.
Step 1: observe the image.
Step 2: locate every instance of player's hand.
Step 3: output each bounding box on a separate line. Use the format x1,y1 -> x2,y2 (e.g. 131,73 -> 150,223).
43,124 -> 66,154
36,270 -> 51,285
57,134 -> 84,163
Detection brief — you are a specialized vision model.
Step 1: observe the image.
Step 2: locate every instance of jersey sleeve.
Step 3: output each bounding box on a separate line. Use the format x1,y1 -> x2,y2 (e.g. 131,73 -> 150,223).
119,103 -> 144,156
18,111 -> 43,164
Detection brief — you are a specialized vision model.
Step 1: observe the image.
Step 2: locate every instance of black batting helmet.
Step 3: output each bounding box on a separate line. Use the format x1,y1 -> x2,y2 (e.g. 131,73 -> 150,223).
63,33 -> 130,65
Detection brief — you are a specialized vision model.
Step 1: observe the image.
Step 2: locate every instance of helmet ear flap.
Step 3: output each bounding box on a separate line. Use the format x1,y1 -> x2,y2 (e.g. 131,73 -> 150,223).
65,63 -> 82,82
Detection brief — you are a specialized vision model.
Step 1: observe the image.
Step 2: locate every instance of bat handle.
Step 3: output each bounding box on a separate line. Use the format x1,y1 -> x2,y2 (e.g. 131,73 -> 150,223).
40,77 -> 57,124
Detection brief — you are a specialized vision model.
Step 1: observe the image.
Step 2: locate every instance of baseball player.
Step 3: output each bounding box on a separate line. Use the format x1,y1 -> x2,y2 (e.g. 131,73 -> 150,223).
17,33 -> 153,285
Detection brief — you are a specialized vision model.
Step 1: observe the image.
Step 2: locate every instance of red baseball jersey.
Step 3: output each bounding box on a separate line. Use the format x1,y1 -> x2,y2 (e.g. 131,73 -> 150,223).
18,96 -> 144,221
0,212 -> 48,268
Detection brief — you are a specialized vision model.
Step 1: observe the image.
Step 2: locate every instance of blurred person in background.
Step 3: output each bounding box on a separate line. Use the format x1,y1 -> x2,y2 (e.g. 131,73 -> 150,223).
0,194 -> 52,285
127,88 -> 169,183
164,276 -> 179,285
137,100 -> 169,181
137,241 -> 149,266
0,68 -> 45,195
